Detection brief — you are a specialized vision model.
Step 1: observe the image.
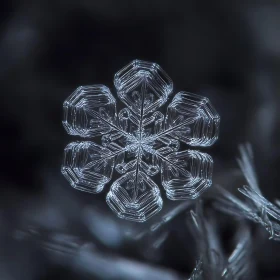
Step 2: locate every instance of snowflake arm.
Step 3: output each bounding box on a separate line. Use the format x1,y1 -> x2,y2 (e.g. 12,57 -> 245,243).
114,59 -> 173,117
156,91 -> 220,147
157,149 -> 213,200
63,85 -> 124,137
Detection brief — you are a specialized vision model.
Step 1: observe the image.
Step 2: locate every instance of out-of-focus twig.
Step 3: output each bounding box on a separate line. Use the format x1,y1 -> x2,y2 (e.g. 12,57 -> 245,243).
189,201 -> 255,279
214,143 -> 280,240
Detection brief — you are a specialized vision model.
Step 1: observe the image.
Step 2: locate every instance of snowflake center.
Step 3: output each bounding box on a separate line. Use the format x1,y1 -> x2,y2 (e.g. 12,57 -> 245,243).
126,132 -> 154,154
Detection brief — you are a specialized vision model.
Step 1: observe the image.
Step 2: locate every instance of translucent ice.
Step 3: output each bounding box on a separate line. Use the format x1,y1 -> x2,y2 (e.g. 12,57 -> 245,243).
62,60 -> 220,222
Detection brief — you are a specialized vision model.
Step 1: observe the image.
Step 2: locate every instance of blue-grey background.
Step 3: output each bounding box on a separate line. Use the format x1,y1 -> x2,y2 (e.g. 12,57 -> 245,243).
1,1 -> 280,279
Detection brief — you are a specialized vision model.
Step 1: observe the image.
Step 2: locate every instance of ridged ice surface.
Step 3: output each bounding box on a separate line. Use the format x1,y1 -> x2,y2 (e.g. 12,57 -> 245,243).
62,60 -> 220,222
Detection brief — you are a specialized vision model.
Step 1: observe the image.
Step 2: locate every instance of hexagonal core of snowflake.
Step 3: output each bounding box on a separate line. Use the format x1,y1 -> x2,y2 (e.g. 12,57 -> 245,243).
62,59 -> 220,222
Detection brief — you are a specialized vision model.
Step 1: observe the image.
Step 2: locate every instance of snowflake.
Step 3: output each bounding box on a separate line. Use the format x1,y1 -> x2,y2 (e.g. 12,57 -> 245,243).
62,60 -> 220,222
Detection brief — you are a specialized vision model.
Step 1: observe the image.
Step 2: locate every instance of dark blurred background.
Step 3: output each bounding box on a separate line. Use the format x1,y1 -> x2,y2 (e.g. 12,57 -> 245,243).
1,0 -> 280,279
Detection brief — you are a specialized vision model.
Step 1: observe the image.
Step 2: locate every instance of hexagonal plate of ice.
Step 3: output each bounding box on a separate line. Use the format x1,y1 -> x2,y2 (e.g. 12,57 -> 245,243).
62,59 -> 220,222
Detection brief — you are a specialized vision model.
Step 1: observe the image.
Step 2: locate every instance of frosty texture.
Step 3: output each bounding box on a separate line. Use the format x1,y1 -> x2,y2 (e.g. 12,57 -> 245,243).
215,144 -> 280,240
62,59 -> 220,222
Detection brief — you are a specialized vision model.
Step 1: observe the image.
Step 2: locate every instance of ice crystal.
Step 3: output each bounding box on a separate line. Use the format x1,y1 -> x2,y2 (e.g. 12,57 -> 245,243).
62,60 -> 220,222
215,144 -> 280,240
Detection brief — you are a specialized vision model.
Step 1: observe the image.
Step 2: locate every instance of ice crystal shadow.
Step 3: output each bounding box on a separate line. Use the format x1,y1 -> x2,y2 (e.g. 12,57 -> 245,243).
62,60 -> 220,222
